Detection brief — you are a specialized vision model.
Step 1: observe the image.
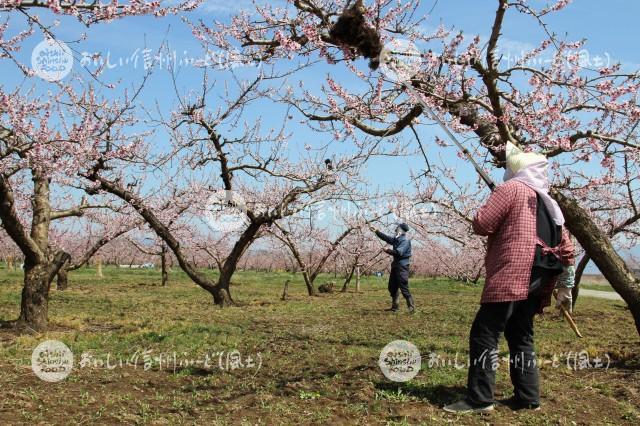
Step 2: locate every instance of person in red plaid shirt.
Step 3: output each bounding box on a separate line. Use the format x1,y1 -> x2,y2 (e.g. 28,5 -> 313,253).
445,143 -> 575,414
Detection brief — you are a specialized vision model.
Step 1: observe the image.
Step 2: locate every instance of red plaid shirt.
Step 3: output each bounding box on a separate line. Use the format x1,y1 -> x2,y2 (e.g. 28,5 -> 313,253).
473,180 -> 575,306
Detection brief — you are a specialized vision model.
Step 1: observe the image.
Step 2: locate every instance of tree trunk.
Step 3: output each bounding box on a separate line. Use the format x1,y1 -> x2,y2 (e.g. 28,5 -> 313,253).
571,254 -> 590,309
355,265 -> 361,293
160,245 -> 168,286
211,221 -> 262,306
18,262 -> 51,331
554,191 -> 640,335
281,279 -> 290,301
97,258 -> 103,278
213,268 -> 234,306
56,264 -> 69,291
280,234 -> 316,296
341,265 -> 355,292
17,252 -> 70,331
303,270 -> 315,296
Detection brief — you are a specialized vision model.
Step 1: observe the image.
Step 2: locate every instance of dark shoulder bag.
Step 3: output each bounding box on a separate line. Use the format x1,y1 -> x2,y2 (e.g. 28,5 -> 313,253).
529,194 -> 564,294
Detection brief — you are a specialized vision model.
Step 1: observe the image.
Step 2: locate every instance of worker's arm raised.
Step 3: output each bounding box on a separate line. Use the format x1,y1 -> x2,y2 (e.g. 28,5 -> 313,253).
374,230 -> 396,245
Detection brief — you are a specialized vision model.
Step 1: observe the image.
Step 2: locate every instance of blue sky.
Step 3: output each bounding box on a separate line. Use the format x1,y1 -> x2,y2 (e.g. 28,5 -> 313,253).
3,0 -> 639,267
7,0 -> 640,185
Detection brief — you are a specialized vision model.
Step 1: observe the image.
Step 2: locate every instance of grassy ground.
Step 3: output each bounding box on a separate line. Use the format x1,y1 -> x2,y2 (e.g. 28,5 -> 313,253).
579,283 -> 616,293
0,266 -> 638,425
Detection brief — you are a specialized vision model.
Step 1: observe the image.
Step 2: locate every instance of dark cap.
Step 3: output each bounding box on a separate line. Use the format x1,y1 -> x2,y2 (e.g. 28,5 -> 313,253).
397,223 -> 409,232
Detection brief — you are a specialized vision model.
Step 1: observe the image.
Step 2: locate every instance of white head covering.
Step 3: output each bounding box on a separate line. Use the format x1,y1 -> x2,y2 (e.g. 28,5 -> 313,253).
503,142 -> 565,226
504,142 -> 547,174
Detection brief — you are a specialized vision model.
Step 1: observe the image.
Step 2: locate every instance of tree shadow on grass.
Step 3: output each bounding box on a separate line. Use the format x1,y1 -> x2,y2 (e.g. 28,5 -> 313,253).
611,354 -> 640,371
0,319 -> 40,335
171,366 -> 214,376
375,380 -> 467,406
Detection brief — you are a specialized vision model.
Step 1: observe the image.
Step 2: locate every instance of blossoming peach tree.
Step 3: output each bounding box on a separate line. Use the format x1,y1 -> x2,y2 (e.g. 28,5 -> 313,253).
81,61 -> 389,308
0,1 -> 200,331
206,0 -> 640,333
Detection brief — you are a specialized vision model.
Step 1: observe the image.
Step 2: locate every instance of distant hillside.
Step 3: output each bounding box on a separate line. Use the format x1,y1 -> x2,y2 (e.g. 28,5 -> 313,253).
583,269 -> 640,285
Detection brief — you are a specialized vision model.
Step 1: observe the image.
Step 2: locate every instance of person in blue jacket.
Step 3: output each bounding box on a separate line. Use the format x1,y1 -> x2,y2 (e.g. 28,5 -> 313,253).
370,223 -> 414,313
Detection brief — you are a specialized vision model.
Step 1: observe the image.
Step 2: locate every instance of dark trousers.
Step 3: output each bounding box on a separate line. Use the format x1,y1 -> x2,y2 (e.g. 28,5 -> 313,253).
388,264 -> 412,307
466,287 -> 542,406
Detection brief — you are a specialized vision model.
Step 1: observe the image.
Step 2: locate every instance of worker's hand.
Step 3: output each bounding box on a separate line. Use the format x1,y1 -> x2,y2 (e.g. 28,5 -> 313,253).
384,248 -> 394,255
555,287 -> 573,314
